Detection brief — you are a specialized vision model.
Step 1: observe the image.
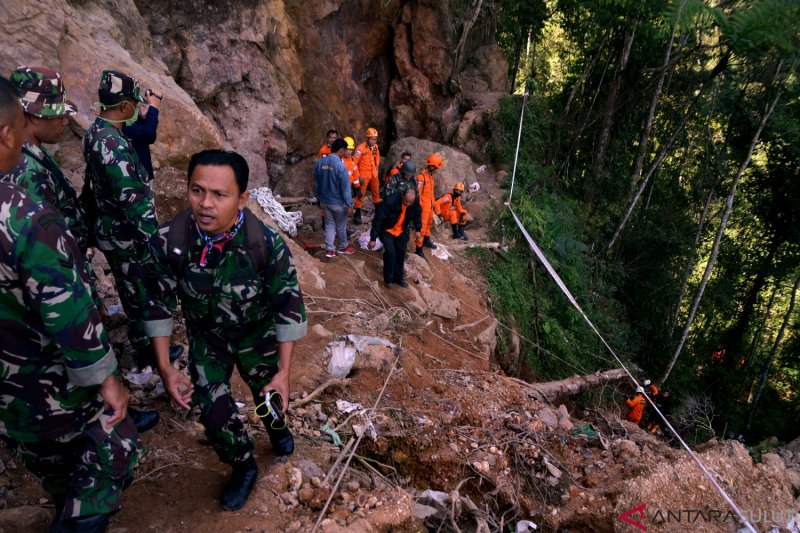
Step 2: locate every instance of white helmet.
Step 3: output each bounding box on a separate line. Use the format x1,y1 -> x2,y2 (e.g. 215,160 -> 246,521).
643,379 -> 651,387
636,386 -> 645,394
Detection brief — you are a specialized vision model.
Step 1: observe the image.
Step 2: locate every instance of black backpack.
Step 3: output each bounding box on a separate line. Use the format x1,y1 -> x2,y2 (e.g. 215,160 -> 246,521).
166,208 -> 269,277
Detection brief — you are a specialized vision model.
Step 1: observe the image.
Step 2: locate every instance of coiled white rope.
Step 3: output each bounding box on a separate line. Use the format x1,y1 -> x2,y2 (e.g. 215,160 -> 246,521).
249,187 -> 304,237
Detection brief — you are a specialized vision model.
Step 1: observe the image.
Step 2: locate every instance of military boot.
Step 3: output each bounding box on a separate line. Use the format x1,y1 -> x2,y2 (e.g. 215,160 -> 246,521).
220,457 -> 259,511
352,208 -> 362,225
266,424 -> 294,456
423,236 -> 437,249
451,224 -> 460,239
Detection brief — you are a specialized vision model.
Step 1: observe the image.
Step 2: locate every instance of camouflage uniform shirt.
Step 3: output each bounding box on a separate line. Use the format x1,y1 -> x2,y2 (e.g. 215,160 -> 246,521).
82,117 -> 157,259
382,172 -> 418,200
1,141 -> 87,253
0,183 -> 117,443
144,212 -> 307,356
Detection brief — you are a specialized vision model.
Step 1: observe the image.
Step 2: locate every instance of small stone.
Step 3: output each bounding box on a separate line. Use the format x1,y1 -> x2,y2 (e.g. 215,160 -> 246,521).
470,442 -> 479,449
288,468 -> 303,491
38,498 -> 48,505
285,520 -> 302,533
346,481 -> 360,492
312,430 -> 321,437
298,486 -> 314,505
317,412 -> 328,423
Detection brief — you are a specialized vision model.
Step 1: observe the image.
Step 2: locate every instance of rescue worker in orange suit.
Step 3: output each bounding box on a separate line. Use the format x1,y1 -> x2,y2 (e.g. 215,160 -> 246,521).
414,153 -> 442,260
625,386 -> 647,425
383,151 -> 412,185
642,379 -> 660,429
435,182 -> 469,241
341,136 -> 361,200
352,128 -> 381,225
318,129 -> 338,159
647,389 -> 671,434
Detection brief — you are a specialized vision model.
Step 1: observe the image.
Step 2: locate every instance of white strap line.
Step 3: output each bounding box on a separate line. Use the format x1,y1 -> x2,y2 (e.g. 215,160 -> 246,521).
505,91 -> 528,206
508,206 -> 757,533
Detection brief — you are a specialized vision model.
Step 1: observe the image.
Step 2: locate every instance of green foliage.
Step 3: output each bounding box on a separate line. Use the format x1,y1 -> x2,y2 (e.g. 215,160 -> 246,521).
487,0 -> 800,442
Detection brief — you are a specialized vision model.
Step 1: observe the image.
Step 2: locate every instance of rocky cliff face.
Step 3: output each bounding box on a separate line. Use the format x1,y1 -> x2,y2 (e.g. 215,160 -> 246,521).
1,0 -> 508,195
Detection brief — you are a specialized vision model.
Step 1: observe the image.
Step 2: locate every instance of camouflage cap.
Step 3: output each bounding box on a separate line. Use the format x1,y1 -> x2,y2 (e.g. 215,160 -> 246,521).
10,66 -> 77,118
98,70 -> 147,105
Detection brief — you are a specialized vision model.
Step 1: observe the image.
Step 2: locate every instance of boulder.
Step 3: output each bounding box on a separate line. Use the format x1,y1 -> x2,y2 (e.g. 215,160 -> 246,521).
557,404 -> 574,431
0,506 -> 52,532
761,452 -> 786,473
612,439 -> 640,460
785,468 -> 800,493
419,285 -> 459,319
384,138 -> 479,200
537,407 -> 559,429
405,253 -> 433,283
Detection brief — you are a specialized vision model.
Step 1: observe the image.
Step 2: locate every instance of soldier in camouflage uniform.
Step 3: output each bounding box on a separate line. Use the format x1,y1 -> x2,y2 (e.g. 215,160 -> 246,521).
0,76 -> 142,533
1,67 -> 87,251
382,159 -> 418,200
143,149 -> 307,511
82,70 -> 157,367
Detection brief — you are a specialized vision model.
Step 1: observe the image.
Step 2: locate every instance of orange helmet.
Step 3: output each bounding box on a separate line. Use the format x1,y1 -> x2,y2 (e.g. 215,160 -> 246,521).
453,181 -> 465,192
426,153 -> 443,169
365,127 -> 378,138
343,136 -> 355,150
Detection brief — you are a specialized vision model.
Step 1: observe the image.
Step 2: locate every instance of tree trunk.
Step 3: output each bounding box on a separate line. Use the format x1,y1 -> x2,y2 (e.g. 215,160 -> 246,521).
628,18 -> 679,196
742,282 -> 780,370
659,84 -> 783,386
451,0 -> 484,79
563,28 -> 610,117
510,35 -> 524,94
746,273 -> 800,431
668,185 -> 716,340
606,51 -> 730,252
592,26 -> 636,180
510,368 -> 628,402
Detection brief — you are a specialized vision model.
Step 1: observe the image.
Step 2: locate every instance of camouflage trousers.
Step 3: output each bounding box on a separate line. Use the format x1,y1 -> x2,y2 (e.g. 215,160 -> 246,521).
2,411 -> 143,519
105,252 -> 151,359
188,330 -> 281,465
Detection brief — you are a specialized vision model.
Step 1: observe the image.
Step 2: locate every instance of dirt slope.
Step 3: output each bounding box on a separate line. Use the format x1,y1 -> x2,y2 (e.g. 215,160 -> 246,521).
1,197 -> 798,533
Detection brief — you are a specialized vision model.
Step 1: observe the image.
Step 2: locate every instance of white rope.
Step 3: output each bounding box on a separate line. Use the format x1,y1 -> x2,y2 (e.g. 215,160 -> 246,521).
249,187 -> 304,237
506,209 -> 756,531
505,90 -> 529,206
503,95 -> 756,533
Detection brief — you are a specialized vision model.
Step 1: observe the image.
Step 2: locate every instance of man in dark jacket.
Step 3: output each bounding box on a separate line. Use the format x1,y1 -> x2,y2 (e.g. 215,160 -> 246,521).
368,188 -> 421,288
122,87 -> 161,181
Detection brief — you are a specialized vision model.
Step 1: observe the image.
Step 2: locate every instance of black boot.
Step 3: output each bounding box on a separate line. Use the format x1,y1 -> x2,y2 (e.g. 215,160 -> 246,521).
415,246 -> 428,261
50,513 -> 110,533
266,424 -> 294,456
352,208 -> 362,225
423,236 -> 437,249
129,407 -> 160,433
459,225 -> 469,241
220,457 -> 259,511
451,224 -> 460,239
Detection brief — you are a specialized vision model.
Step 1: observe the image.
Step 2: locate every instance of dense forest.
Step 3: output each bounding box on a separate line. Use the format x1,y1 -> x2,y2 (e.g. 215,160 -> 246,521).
481,0 -> 800,443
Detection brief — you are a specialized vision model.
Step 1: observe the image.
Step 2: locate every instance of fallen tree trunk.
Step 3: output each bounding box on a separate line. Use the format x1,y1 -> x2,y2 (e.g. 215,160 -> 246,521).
508,368 -> 628,402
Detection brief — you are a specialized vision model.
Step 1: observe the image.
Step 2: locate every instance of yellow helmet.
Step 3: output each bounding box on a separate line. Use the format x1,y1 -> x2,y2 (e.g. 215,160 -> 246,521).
365,127 -> 378,138
426,153 -> 443,169
453,182 -> 465,192
343,136 -> 355,150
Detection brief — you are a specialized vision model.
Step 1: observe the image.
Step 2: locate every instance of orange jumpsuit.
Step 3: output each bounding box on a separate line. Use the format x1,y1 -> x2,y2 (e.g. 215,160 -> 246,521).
342,155 -> 361,197
354,141 -> 381,208
318,144 -> 332,159
626,394 -> 646,424
435,193 -> 468,225
416,168 -> 436,247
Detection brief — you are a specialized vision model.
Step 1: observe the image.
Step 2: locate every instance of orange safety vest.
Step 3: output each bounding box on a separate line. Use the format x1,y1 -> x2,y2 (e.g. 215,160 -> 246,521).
384,161 -> 402,184
417,168 -> 436,210
318,144 -> 331,159
342,155 -> 360,186
354,141 -> 380,181
387,203 -> 407,237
